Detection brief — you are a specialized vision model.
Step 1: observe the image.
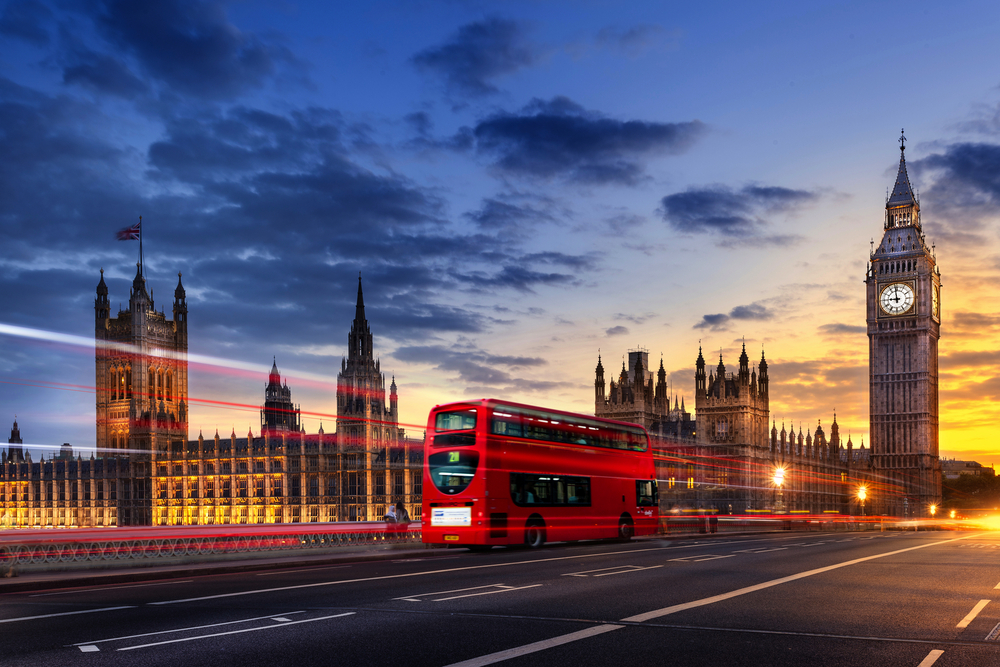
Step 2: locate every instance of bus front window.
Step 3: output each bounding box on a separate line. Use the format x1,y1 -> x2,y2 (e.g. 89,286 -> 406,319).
428,450 -> 479,495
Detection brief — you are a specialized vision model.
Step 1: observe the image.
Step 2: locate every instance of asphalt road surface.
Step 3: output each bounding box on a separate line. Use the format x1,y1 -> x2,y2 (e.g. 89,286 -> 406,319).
3,530 -> 1000,666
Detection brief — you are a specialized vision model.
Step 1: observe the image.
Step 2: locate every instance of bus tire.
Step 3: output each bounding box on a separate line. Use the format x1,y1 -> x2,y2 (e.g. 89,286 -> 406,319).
618,515 -> 634,542
525,518 -> 546,549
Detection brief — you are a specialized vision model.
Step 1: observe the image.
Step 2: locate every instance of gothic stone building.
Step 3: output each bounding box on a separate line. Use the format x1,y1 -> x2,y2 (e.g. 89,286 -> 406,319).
0,268 -> 421,528
597,344 -> 871,515
595,349 -> 695,439
865,134 -> 942,517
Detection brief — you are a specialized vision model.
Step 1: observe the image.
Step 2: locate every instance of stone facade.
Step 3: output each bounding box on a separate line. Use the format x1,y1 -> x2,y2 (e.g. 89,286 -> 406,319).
597,345 -> 872,515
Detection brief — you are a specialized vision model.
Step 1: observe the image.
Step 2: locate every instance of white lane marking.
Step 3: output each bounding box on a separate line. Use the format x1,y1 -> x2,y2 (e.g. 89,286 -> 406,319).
0,606 -> 134,625
271,617 -> 292,622
734,548 -> 787,554
443,624 -> 621,667
394,584 -> 510,601
117,612 -> 355,651
994,581 -> 1000,590
669,554 -> 734,563
149,543 -> 720,606
30,580 -> 194,597
956,600 -> 990,629
563,565 -> 644,577
985,621 -> 1000,641
256,565 -> 350,576
433,585 -> 542,602
917,649 -> 944,667
71,611 -> 307,645
441,533 -> 979,666
78,645 -> 99,652
593,566 -> 663,577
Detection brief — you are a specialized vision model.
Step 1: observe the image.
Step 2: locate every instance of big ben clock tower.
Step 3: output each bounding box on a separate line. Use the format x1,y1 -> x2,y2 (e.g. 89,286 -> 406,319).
866,131 -> 942,517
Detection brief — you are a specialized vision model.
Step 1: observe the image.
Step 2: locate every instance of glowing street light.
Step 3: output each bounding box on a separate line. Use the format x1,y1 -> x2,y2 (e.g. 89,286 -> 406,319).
930,504 -> 937,517
773,466 -> 786,514
857,485 -> 867,517
950,510 -> 956,519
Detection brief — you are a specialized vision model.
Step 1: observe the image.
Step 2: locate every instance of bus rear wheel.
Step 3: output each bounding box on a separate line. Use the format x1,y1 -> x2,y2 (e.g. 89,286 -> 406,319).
525,519 -> 546,549
618,516 -> 634,542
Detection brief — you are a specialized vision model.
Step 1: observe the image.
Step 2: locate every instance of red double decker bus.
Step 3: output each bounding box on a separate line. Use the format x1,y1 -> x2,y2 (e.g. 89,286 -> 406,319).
422,399 -> 658,549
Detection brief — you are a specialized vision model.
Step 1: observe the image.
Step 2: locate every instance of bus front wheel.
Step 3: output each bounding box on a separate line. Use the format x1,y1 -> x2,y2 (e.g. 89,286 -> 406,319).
525,519 -> 546,548
618,516 -> 634,542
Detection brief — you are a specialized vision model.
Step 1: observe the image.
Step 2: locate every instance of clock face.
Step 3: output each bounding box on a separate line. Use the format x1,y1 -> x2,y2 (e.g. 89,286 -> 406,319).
932,284 -> 940,320
879,283 -> 914,315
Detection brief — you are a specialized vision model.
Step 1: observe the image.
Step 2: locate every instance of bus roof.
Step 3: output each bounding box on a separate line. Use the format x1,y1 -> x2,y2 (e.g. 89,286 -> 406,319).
431,398 -> 650,436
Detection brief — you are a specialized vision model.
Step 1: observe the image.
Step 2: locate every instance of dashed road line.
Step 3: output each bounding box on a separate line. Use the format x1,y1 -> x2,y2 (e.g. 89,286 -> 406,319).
956,600 -> 989,629
117,612 -> 355,651
917,649 -> 944,666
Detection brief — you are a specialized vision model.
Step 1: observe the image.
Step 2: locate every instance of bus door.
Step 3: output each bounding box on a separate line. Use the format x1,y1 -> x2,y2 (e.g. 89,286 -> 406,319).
487,496 -> 509,542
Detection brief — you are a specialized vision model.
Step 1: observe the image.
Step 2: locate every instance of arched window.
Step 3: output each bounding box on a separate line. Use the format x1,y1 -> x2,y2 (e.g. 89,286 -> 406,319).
166,372 -> 172,402
125,368 -> 131,398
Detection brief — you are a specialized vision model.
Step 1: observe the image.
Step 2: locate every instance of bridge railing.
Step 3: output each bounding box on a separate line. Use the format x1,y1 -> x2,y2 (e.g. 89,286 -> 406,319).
0,522 -> 422,575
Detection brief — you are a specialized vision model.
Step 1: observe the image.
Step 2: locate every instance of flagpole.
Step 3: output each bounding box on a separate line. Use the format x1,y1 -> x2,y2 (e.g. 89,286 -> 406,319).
139,215 -> 144,278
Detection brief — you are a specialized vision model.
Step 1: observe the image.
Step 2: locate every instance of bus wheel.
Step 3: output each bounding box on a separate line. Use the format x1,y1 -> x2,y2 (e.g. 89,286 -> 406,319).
618,516 -> 634,542
525,519 -> 546,549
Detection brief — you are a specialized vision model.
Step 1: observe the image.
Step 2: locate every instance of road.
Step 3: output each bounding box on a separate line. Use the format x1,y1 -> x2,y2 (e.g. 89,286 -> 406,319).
2,530 -> 999,666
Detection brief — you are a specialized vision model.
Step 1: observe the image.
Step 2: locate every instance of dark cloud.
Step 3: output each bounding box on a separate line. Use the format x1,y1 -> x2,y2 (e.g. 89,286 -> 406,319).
96,0 -> 298,99
595,24 -> 678,57
915,143 -> 1000,223
62,48 -> 149,98
614,312 -> 656,324
411,17 -> 538,97
451,263 -> 579,293
694,302 -> 773,331
605,325 -> 629,336
0,0 -> 51,45
393,343 -> 545,386
818,323 -> 867,336
463,197 -> 556,234
659,184 -> 817,242
469,96 -> 704,185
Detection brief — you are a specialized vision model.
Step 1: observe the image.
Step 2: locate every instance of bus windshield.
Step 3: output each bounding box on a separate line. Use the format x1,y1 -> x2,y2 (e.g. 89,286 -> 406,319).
428,450 -> 479,495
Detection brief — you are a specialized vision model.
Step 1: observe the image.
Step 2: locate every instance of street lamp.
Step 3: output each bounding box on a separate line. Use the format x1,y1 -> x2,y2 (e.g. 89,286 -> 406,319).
930,504 -> 937,518
773,466 -> 786,514
857,485 -> 867,517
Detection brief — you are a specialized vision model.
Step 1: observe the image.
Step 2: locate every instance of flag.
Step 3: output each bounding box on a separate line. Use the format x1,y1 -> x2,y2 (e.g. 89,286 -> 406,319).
116,222 -> 141,241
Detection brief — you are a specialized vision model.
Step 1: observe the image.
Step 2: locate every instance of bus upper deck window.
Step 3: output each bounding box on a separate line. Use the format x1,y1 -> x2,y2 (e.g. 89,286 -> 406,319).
436,409 -> 477,431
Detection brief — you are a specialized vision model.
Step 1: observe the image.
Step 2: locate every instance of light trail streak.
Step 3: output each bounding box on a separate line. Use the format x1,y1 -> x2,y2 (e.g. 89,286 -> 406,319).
0,323 -> 429,432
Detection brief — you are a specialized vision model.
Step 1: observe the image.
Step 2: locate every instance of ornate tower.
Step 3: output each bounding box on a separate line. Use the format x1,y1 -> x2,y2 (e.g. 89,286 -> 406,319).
865,132 -> 942,516
261,359 -> 301,433
336,276 -> 404,521
95,260 -> 188,525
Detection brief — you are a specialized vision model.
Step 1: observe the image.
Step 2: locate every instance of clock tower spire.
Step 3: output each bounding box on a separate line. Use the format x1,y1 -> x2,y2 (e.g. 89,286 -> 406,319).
865,131 -> 942,517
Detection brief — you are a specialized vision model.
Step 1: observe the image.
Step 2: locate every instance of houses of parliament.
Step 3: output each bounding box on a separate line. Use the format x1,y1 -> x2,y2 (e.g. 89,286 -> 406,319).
0,264 -> 421,528
0,135 -> 943,526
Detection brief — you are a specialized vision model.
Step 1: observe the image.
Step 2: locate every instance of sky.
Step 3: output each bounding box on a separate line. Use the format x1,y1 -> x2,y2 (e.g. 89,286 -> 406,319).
1,0 -> 1000,467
